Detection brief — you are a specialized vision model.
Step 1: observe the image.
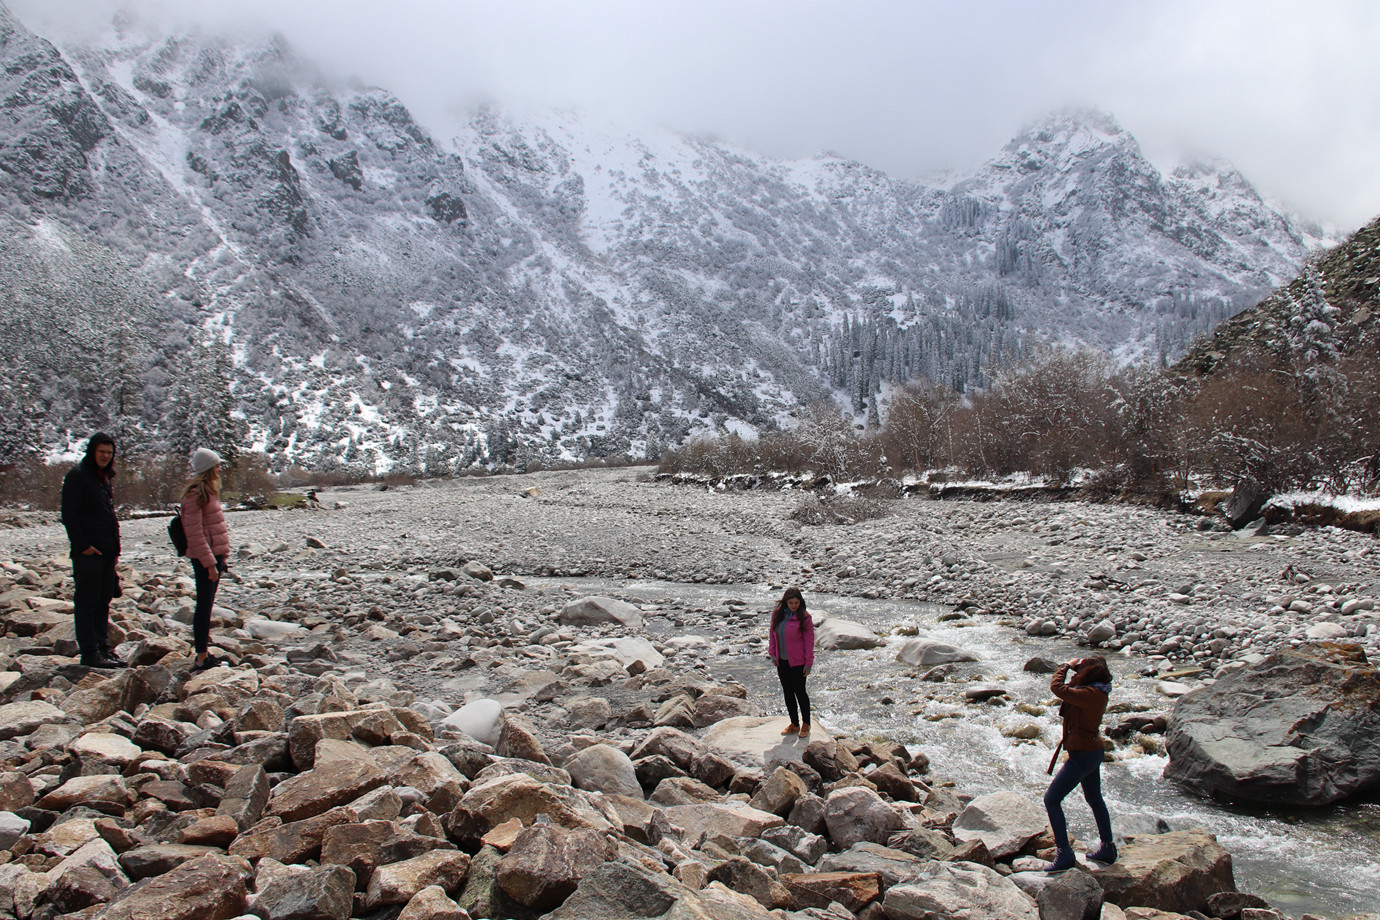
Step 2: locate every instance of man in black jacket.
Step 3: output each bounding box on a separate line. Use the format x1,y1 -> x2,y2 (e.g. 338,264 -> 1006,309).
61,432 -> 125,668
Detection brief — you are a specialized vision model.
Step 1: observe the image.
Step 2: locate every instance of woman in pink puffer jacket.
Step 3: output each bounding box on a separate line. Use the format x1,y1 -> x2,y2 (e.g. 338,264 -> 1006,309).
766,586 -> 815,738
180,448 -> 230,671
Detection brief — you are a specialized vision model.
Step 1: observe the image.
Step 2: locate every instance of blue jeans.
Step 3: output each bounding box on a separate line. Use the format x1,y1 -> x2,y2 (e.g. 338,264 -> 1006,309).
1044,749 -> 1113,851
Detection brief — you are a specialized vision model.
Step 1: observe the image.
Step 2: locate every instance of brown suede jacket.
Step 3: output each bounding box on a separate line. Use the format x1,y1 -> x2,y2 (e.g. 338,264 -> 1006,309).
1051,663 -> 1109,751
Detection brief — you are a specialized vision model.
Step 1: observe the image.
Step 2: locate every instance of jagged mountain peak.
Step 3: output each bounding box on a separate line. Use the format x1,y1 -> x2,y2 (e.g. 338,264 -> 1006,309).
0,8 -> 1338,472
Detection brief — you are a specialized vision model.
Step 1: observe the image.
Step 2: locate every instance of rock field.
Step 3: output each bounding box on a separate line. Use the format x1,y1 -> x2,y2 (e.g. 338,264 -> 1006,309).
0,466 -> 1377,920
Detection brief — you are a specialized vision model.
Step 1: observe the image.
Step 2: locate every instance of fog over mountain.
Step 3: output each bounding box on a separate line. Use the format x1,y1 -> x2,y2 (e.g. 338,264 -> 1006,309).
0,4 -> 1340,472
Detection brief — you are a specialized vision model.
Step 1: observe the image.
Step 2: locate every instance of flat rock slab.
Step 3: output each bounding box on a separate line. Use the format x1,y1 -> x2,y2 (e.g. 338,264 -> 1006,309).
700,716 -> 828,768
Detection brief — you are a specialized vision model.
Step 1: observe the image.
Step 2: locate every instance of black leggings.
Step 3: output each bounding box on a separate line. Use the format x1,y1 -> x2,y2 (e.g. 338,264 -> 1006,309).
191,557 -> 223,654
777,663 -> 811,726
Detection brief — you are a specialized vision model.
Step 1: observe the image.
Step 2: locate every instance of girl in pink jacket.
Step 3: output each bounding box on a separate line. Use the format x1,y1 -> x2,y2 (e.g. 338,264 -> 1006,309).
767,587 -> 815,737
180,448 -> 230,670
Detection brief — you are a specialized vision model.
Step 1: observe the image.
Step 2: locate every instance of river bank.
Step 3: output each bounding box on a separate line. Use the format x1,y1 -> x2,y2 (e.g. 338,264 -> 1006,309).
2,466 -> 1377,918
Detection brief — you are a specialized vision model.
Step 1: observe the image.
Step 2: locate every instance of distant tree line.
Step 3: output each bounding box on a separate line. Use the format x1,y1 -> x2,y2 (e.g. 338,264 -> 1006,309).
659,342 -> 1380,498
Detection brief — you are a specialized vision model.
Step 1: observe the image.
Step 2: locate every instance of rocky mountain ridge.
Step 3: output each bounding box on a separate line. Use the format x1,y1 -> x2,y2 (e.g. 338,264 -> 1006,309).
0,3 -> 1338,472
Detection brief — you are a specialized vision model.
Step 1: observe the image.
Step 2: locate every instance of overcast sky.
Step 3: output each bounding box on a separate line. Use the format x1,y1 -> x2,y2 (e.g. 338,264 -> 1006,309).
12,0 -> 1380,229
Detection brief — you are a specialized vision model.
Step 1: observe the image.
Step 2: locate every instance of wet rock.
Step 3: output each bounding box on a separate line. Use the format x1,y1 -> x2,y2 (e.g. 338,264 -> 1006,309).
815,618 -> 887,650
1165,646 -> 1380,805
896,639 -> 979,667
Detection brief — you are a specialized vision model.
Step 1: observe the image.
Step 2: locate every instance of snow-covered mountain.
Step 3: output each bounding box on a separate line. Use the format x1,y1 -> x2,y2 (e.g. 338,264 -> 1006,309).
0,4 -> 1338,472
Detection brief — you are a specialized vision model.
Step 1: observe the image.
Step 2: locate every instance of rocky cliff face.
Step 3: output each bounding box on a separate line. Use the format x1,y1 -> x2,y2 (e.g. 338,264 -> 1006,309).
0,4 -> 1339,472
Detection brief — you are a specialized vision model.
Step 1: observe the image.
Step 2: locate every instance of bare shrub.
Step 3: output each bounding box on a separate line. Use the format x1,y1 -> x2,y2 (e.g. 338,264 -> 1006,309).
880,380 -> 960,474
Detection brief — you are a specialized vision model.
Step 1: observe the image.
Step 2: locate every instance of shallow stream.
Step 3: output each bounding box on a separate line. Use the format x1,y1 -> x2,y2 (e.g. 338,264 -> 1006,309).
547,576 -> 1380,920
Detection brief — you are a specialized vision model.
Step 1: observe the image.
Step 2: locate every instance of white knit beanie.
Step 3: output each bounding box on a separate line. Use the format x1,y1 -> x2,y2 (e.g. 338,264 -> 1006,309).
191,448 -> 222,474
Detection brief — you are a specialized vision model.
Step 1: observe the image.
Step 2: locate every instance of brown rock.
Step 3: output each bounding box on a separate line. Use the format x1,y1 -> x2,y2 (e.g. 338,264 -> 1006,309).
216,763 -> 270,831
362,849 -> 472,911
455,774 -> 598,832
179,815 -> 239,847
495,714 -> 550,764
706,857 -> 792,910
780,871 -> 883,913
397,884 -> 471,920
251,858 -> 355,920
37,775 -> 134,813
1095,829 -> 1236,915
480,818 -> 525,852
118,843 -> 222,880
628,727 -> 703,769
266,759 -> 387,823
649,776 -> 721,806
286,710 -> 403,770
227,806 -> 357,864
231,699 -> 285,734
869,762 -> 917,801
320,819 -> 398,889
60,670 -> 160,724
689,751 -> 737,788
749,766 -> 808,816
0,771 -> 36,811
494,823 -> 618,910
47,864 -> 121,913
97,853 -> 249,920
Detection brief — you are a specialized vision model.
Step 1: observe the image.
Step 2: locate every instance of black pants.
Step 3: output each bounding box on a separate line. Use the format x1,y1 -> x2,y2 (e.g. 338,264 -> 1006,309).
777,662 -> 811,726
191,557 -> 223,654
72,552 -> 116,657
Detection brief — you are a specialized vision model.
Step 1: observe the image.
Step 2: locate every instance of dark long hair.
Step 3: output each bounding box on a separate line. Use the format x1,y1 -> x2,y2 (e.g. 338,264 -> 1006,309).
1071,656 -> 1113,687
770,587 -> 808,629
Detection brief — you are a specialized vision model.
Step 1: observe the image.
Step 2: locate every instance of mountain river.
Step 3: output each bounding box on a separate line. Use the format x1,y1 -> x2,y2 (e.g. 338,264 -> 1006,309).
547,576 -> 1380,920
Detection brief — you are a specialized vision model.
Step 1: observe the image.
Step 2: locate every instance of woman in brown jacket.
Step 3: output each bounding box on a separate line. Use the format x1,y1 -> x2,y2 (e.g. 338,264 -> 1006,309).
181,448 -> 231,671
1043,656 -> 1116,870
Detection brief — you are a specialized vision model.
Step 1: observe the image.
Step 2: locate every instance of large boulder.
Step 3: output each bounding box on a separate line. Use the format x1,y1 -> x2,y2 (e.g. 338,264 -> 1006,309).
565,744 -> 642,799
823,787 -> 908,849
1093,829 -> 1234,915
815,618 -> 886,650
952,789 -> 1048,859
558,596 -> 644,629
896,639 -> 979,667
440,699 -> 505,747
95,854 -> 249,920
1164,646 -> 1380,805
883,860 -> 1040,920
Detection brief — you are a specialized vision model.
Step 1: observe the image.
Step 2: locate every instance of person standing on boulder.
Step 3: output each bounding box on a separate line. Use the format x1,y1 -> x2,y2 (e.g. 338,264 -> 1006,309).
767,587 -> 815,738
1043,655 -> 1117,870
60,432 -> 125,669
180,448 -> 230,671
